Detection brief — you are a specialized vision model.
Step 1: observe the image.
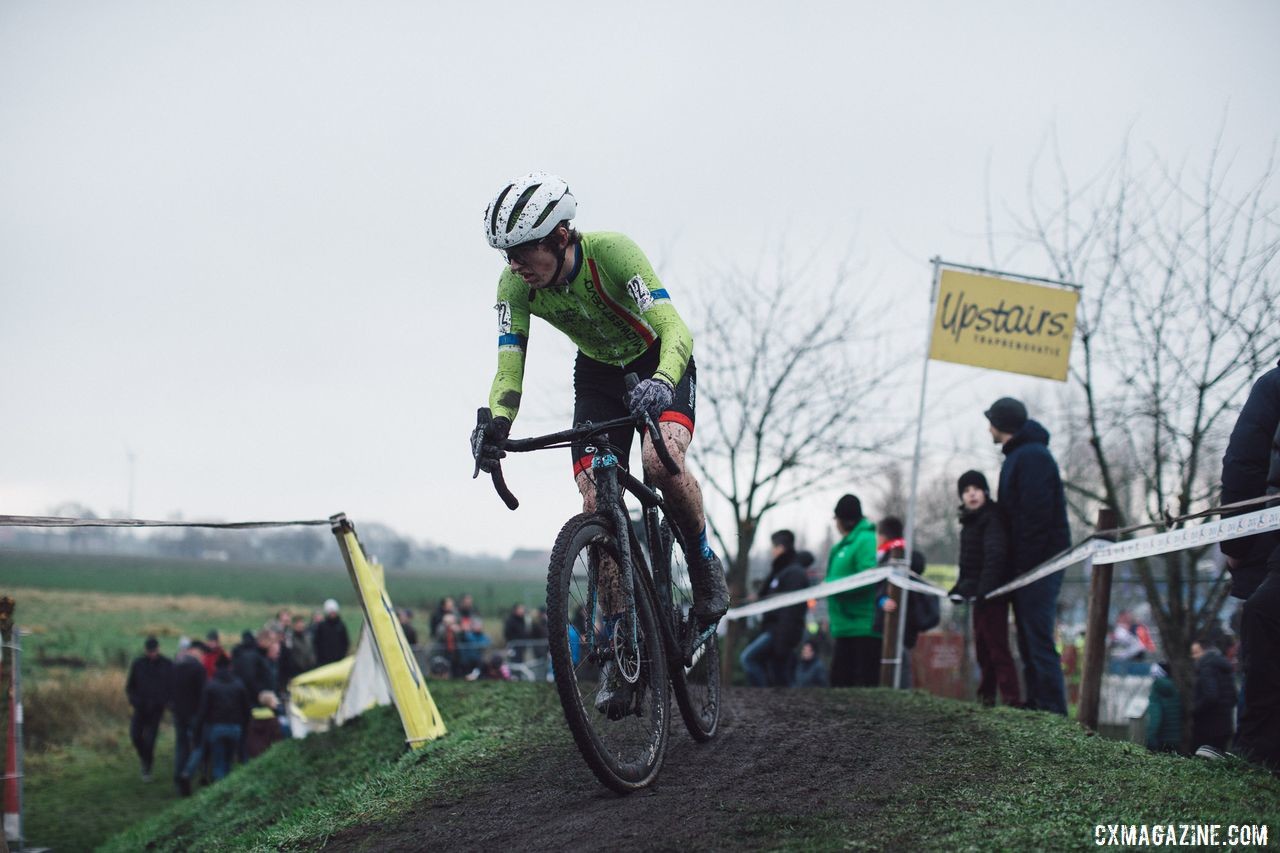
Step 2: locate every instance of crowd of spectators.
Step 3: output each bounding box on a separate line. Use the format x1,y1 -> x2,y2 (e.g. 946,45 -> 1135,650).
124,601 -> 352,795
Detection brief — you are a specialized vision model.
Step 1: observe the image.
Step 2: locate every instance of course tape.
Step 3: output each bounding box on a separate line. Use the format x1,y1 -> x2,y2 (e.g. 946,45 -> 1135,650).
984,504 -> 1280,599
725,563 -> 947,622
0,514 -> 330,529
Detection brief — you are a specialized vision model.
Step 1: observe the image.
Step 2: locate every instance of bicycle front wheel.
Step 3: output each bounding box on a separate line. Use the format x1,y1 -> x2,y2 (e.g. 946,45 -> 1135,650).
546,513 -> 670,794
657,518 -> 722,742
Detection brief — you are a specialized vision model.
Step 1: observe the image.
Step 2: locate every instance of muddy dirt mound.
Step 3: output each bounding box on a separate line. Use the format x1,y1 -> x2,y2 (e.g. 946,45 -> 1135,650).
326,688 -> 956,851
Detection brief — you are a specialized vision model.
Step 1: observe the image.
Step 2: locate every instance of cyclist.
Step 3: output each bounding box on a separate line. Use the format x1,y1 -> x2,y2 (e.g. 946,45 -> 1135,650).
471,171 -> 729,712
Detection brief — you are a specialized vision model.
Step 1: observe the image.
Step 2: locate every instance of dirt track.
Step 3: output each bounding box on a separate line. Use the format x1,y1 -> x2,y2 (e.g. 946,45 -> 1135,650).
326,687 -> 950,851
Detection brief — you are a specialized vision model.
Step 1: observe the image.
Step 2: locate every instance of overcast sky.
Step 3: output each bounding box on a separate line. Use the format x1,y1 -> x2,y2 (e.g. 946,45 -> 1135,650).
2,1 -> 1278,558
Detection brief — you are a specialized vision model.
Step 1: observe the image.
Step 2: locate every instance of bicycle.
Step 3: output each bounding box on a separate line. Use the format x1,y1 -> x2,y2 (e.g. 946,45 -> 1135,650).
474,381 -> 721,793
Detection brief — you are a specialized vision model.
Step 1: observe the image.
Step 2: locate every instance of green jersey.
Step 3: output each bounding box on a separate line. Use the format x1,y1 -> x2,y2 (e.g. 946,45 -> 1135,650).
488,231 -> 693,423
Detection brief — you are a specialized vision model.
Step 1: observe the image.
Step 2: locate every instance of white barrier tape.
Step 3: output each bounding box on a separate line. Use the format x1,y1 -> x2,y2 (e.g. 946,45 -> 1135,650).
984,505 -> 1280,599
724,565 -> 948,622
983,539 -> 1108,599
1092,506 -> 1280,565
725,568 -> 892,621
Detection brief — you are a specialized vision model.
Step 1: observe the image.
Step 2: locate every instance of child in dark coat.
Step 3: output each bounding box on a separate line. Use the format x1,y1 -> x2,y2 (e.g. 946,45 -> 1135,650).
952,470 -> 1021,707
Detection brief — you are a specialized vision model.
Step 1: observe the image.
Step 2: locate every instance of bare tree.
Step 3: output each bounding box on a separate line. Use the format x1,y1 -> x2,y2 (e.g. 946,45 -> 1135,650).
1001,130 -> 1280,741
690,255 -> 902,679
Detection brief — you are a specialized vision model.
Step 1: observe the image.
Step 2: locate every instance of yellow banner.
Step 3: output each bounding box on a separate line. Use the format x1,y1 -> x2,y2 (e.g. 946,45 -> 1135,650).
338,528 -> 447,747
928,269 -> 1079,381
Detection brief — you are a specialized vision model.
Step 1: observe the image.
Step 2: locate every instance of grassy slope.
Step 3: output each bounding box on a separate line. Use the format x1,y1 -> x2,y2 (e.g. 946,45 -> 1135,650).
794,690 -> 1279,850
102,681 -> 565,852
102,686 -> 1280,853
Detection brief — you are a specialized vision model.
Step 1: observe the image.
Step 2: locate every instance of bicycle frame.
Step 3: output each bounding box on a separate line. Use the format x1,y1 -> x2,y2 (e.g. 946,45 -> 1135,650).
478,405 -> 703,669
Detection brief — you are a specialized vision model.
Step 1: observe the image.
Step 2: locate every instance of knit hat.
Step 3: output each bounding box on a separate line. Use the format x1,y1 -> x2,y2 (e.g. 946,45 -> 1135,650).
144,635 -> 159,651
983,397 -> 1028,433
957,470 -> 990,497
834,494 -> 862,522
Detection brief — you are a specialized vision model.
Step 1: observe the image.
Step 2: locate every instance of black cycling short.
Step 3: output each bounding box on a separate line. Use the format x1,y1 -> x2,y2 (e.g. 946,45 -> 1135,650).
571,343 -> 695,478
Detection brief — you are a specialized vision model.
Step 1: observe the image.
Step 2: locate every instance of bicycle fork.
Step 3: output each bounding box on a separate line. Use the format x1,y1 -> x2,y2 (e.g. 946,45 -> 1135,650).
591,453 -> 641,674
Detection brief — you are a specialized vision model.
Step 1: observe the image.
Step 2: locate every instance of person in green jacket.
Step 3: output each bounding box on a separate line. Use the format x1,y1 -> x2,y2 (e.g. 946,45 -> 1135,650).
1146,662 -> 1182,752
826,494 -> 880,687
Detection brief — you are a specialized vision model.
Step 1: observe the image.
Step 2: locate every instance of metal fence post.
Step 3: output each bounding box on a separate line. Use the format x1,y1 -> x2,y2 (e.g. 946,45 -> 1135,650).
1077,509 -> 1118,730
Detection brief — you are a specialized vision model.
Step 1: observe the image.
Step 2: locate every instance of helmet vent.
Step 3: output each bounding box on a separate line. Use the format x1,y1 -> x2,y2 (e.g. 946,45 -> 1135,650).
531,188 -> 568,230
489,183 -> 515,237
505,184 -> 542,233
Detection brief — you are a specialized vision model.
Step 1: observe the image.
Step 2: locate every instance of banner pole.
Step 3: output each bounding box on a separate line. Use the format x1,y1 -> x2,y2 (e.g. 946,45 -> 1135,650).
899,257 -> 942,688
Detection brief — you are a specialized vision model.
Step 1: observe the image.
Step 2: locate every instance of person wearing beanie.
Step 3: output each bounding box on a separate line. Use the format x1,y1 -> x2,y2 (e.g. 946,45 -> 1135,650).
825,494 -> 880,687
953,470 -> 1020,707
739,529 -> 811,687
1145,662 -> 1182,752
313,598 -> 351,666
984,398 -> 1070,715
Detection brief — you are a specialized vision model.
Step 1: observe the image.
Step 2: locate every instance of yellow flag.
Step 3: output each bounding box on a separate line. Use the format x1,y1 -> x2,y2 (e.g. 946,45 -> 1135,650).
335,525 -> 447,747
928,269 -> 1079,381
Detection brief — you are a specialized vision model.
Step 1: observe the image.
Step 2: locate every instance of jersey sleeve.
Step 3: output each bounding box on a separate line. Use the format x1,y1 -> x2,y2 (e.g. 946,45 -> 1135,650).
487,273 -> 531,424
602,234 -> 693,387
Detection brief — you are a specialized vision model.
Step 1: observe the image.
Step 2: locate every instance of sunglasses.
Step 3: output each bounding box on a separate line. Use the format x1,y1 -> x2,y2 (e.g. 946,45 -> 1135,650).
503,240 -> 546,267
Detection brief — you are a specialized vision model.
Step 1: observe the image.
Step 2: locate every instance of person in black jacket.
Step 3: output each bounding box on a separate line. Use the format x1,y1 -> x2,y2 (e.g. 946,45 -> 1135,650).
170,641 -> 206,793
739,530 -> 810,687
986,398 -> 1070,715
181,656 -> 251,786
503,604 -> 528,662
313,598 -> 351,665
231,630 -> 275,704
873,517 -> 938,688
1191,637 -> 1237,755
125,636 -> 172,781
1219,360 -> 1280,770
953,471 -> 1021,707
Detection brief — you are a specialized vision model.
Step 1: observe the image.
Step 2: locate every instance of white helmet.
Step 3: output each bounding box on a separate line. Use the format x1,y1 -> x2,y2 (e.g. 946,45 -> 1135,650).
483,171 -> 577,250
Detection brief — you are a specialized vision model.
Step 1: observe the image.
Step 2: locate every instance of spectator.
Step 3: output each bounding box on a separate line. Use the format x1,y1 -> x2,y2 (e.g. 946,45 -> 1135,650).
951,471 -> 1020,707
399,608 -> 419,646
458,593 -> 476,620
313,598 -> 351,665
246,691 -> 284,759
1146,662 -> 1182,753
1219,358 -> 1280,771
181,656 -> 251,785
1191,637 -> 1237,757
1109,610 -> 1147,667
171,639 -> 206,795
504,603 -> 529,661
792,639 -> 830,688
470,653 -> 513,681
529,607 -> 549,658
232,630 -> 275,705
825,494 -> 880,688
985,397 -> 1070,715
437,612 -> 463,677
872,516 -> 938,689
739,530 -> 810,687
125,636 -> 172,782
288,615 -> 315,675
430,596 -> 456,638
457,615 -> 490,677
200,630 -> 229,679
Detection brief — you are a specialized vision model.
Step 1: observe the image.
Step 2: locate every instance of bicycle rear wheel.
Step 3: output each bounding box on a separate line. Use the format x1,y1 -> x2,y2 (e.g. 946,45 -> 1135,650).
546,513 -> 670,793
655,517 -> 721,741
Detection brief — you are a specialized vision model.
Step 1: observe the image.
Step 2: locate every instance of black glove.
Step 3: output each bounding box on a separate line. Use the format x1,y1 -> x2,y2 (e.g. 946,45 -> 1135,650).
471,416 -> 511,475
628,377 -> 674,424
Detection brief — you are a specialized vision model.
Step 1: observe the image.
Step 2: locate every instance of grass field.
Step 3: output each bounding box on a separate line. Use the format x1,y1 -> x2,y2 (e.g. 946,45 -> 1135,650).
0,548 -> 546,620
